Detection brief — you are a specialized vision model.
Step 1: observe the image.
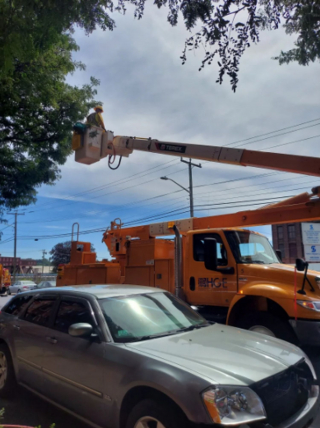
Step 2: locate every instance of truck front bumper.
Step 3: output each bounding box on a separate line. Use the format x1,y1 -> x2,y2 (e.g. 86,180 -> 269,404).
289,319 -> 320,346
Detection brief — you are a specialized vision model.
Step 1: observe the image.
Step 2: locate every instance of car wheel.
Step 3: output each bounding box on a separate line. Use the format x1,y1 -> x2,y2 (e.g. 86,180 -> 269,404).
126,399 -> 189,428
0,344 -> 17,398
235,312 -> 298,344
8,289 -> 11,295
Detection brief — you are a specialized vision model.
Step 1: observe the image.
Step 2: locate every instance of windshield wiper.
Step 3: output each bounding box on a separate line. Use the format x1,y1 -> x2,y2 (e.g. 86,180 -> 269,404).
178,323 -> 210,333
135,330 -> 181,342
244,260 -> 266,264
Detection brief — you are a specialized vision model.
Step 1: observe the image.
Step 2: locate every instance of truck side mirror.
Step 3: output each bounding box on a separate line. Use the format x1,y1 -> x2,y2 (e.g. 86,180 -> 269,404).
276,249 -> 282,262
204,238 -> 218,271
296,258 -> 306,271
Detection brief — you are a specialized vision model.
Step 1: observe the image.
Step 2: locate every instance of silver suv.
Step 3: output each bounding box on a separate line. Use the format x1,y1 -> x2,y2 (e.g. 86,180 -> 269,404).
0,285 -> 319,428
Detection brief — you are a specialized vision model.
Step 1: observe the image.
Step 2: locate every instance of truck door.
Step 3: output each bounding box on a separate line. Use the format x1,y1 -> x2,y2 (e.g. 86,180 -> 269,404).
185,232 -> 238,307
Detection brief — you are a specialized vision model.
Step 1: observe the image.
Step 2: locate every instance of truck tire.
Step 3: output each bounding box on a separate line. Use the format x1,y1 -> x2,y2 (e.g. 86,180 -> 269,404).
0,344 -> 17,398
125,399 -> 189,428
235,312 -> 298,344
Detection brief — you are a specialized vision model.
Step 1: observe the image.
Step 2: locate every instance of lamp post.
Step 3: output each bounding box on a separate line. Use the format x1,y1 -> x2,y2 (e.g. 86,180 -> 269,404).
8,211 -> 25,284
161,158 -> 201,217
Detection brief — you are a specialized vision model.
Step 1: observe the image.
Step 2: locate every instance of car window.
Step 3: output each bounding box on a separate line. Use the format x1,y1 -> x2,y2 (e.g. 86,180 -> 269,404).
99,292 -> 208,343
53,300 -> 94,334
3,295 -> 33,316
24,299 -> 56,326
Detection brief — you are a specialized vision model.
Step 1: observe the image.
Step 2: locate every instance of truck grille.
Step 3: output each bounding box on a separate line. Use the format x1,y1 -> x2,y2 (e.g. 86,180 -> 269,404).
251,360 -> 312,426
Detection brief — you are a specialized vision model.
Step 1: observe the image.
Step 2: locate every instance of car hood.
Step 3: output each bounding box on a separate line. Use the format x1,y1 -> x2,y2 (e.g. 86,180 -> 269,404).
127,324 -> 305,386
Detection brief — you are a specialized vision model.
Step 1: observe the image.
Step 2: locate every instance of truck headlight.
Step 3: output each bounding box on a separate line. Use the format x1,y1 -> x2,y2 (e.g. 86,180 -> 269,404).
202,386 -> 266,425
297,300 -> 320,312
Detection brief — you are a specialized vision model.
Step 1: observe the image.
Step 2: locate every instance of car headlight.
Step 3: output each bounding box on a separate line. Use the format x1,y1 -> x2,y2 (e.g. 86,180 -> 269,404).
202,386 -> 266,426
297,300 -> 320,311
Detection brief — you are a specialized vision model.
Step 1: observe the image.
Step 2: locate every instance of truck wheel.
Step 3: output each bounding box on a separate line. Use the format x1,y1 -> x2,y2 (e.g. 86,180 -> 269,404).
0,344 -> 17,398
235,312 -> 298,344
125,399 -> 189,428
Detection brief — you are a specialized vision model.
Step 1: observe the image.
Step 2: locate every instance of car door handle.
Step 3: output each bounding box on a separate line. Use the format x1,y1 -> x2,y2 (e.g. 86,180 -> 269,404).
13,324 -> 20,331
46,336 -> 57,344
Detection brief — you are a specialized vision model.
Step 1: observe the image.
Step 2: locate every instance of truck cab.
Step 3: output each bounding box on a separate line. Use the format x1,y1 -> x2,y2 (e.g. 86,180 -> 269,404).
185,228 -> 320,345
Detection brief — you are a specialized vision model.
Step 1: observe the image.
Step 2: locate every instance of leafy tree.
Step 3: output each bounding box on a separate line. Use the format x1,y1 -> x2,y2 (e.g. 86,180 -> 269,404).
50,241 -> 96,272
117,0 -> 319,91
0,33 -> 99,212
0,1 -> 102,218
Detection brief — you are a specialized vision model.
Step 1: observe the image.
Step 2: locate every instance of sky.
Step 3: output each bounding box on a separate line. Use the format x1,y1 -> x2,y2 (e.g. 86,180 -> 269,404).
1,5 -> 320,262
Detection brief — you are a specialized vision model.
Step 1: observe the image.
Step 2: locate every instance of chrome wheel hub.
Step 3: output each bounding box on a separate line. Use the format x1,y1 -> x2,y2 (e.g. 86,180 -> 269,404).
0,352 -> 8,389
134,416 -> 166,428
249,325 -> 275,337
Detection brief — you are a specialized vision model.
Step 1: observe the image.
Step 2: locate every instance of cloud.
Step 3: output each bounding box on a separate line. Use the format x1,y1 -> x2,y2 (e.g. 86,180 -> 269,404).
2,5 -> 320,258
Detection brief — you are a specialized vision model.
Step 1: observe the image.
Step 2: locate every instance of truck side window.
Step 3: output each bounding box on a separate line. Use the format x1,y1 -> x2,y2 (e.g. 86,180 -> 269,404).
193,234 -> 228,266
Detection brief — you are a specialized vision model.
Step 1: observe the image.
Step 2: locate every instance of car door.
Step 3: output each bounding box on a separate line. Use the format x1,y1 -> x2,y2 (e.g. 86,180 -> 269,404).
13,294 -> 58,392
42,296 -> 108,427
11,282 -> 19,293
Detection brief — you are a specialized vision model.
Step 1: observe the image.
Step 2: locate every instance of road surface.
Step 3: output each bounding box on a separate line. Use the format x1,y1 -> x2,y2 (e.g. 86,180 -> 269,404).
0,295 -> 319,428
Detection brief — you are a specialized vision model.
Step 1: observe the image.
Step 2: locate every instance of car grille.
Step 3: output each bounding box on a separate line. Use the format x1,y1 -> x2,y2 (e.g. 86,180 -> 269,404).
251,360 -> 312,426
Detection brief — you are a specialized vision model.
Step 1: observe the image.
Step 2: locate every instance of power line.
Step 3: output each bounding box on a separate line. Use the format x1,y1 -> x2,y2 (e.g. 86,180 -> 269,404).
224,117 -> 320,147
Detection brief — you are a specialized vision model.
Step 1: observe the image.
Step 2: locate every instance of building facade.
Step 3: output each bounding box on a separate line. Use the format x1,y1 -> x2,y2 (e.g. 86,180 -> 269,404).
0,257 -> 37,273
272,223 -> 304,264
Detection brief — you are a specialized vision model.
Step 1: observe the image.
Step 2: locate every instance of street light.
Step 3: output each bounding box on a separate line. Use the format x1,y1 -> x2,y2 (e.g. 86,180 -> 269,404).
160,176 -> 189,193
160,157 -> 201,217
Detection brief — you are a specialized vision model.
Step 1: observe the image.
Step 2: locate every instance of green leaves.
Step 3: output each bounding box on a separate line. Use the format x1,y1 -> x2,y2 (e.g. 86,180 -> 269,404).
0,11 -> 99,213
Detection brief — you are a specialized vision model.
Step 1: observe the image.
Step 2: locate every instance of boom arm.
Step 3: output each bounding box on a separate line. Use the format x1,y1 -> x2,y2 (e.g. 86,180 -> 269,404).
103,188 -> 320,257
75,130 -> 320,177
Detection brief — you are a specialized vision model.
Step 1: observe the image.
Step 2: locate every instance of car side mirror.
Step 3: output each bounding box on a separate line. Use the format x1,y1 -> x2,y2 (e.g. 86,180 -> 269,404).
69,323 -> 93,338
296,258 -> 306,272
204,238 -> 218,271
276,249 -> 282,262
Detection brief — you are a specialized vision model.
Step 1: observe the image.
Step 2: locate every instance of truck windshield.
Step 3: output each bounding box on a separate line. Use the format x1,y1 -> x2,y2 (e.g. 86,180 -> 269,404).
99,292 -> 209,343
225,230 -> 280,265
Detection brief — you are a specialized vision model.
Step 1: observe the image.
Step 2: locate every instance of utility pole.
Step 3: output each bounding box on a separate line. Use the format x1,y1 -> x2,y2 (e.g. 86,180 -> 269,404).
180,158 -> 201,217
8,212 -> 25,284
42,249 -> 47,275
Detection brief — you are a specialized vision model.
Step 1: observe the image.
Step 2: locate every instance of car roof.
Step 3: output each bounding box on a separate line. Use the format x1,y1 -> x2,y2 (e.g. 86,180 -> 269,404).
21,284 -> 162,299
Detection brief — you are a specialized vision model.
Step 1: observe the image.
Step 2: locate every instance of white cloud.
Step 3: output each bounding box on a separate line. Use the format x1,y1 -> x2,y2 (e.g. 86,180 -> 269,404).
3,5 -> 320,257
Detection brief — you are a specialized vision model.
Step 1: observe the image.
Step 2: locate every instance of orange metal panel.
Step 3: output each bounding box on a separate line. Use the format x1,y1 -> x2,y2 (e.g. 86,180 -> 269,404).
154,260 -> 172,291
124,266 -> 155,287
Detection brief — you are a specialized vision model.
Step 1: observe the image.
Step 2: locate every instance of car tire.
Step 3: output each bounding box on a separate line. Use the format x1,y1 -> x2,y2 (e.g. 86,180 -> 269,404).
235,312 -> 298,344
125,399 -> 189,428
8,289 -> 11,295
0,344 -> 17,398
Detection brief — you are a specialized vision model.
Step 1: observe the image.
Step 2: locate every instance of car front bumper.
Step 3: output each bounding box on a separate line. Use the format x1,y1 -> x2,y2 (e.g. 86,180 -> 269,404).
289,319 -> 320,346
275,387 -> 319,428
237,387 -> 319,428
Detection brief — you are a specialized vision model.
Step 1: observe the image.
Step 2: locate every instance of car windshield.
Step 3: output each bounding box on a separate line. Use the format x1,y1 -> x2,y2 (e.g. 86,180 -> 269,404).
99,292 -> 209,343
225,230 -> 279,265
